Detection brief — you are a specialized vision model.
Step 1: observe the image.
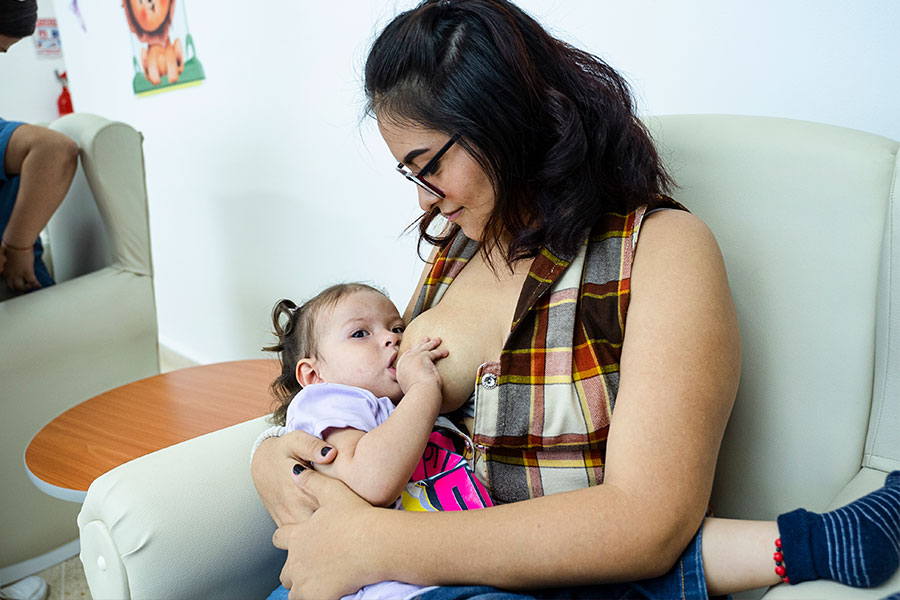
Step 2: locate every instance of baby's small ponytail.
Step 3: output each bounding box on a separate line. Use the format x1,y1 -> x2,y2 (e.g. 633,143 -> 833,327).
263,298 -> 306,425
264,299 -> 299,353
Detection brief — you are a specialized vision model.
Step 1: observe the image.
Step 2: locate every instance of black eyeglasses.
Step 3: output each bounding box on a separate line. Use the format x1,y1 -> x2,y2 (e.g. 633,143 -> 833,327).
395,134 -> 460,199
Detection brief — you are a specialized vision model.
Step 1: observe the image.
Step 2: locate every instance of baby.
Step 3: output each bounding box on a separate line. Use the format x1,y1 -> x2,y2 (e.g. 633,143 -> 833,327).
263,282 -> 492,600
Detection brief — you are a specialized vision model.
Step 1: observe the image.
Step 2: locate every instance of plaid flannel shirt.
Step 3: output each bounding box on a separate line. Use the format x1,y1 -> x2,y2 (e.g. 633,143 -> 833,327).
410,196 -> 685,504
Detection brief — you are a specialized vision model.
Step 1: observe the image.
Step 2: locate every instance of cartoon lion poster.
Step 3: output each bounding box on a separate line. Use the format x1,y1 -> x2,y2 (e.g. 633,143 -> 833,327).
122,0 -> 204,96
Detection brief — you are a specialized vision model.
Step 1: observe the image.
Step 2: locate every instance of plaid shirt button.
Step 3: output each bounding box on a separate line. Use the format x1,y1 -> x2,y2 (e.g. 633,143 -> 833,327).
481,373 -> 498,389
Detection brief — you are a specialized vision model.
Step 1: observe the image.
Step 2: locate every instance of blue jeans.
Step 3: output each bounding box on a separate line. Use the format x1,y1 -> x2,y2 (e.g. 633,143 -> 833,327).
266,526 -> 707,600
415,525 -> 707,600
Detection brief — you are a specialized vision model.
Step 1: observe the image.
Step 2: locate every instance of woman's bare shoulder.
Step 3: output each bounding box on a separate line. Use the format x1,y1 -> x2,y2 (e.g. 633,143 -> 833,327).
637,208 -> 717,253
631,209 -> 730,298
627,208 -> 736,348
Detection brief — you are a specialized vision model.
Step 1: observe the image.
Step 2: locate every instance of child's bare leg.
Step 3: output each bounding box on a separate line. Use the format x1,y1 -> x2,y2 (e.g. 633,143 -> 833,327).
702,517 -> 782,596
703,470 -> 900,595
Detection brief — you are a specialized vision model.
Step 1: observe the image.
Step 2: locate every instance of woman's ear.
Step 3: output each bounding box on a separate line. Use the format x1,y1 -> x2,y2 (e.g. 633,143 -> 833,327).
295,358 -> 324,387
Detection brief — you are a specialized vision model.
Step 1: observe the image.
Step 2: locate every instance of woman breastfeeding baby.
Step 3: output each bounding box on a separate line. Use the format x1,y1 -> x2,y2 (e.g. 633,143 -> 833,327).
259,281 -> 899,600
253,2 -> 900,599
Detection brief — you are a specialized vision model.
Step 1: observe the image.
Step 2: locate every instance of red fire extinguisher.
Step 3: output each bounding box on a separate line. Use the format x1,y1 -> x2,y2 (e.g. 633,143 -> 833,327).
55,70 -> 73,116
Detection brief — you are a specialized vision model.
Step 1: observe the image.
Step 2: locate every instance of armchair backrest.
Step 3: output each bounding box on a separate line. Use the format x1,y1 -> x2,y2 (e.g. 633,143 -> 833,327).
0,114 -> 158,572
866,162 -> 900,474
646,115 -> 899,520
47,113 -> 152,282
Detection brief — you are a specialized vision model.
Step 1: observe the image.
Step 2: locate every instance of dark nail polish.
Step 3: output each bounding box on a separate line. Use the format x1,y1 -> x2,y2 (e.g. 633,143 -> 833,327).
293,463 -> 305,475
321,446 -> 332,457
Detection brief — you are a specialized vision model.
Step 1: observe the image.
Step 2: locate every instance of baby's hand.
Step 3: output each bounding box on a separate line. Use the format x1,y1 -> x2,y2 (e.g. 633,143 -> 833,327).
396,337 -> 448,395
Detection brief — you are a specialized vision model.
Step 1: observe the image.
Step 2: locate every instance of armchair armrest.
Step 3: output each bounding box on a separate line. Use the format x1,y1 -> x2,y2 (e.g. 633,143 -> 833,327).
77,416 -> 284,600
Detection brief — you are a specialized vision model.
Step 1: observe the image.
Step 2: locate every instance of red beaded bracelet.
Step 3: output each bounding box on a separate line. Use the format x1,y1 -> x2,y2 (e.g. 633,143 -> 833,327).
774,538 -> 790,584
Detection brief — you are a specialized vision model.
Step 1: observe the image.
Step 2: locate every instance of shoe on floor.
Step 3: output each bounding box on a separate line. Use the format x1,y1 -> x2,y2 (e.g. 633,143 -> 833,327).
0,576 -> 48,600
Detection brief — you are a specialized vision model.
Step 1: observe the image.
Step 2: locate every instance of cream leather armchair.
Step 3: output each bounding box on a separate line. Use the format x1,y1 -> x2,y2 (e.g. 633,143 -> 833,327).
0,114 -> 159,578
76,115 -> 898,599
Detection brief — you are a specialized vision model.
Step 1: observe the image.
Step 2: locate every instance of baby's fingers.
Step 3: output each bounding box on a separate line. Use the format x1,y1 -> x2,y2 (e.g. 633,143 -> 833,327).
413,336 -> 443,351
429,347 -> 449,359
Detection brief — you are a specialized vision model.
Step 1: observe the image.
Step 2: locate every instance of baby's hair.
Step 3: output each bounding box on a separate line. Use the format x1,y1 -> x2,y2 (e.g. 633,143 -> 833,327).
263,282 -> 388,425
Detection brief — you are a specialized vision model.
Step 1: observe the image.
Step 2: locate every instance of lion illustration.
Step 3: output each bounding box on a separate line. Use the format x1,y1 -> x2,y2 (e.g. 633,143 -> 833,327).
122,0 -> 184,86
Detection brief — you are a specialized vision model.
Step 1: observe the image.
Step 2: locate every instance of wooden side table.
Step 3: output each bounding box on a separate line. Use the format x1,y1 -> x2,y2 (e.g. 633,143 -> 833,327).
25,359 -> 279,502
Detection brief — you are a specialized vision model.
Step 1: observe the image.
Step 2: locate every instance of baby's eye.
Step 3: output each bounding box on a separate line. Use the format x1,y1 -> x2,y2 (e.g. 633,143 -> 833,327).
351,330 -> 369,338
392,326 -> 405,334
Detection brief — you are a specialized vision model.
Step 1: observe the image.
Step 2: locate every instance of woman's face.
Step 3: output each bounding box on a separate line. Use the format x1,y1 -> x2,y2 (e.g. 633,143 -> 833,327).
378,117 -> 496,241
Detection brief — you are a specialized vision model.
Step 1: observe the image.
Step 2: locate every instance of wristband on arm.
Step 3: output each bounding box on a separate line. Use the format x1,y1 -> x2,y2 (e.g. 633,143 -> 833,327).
249,425 -> 286,463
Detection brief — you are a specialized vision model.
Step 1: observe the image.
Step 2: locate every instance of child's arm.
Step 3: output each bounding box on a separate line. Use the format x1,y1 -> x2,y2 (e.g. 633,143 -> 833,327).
313,337 -> 447,507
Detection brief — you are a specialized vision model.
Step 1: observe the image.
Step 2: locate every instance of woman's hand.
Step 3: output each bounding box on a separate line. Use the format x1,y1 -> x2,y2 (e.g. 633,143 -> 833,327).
273,469 -> 382,600
250,430 -> 337,527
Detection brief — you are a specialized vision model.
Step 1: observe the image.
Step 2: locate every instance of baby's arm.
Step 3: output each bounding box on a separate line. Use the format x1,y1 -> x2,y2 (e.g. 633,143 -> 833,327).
314,337 -> 447,507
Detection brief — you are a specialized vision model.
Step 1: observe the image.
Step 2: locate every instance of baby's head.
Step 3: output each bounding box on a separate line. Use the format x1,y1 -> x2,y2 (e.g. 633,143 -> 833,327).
265,283 -> 405,425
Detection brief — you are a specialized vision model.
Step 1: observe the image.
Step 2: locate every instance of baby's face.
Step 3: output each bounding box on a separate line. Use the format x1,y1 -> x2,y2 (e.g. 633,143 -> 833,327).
312,289 -> 405,401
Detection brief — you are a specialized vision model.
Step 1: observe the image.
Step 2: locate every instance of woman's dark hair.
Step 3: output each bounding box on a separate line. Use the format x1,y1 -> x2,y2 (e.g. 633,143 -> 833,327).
365,0 -> 672,265
263,282 -> 386,425
0,0 -> 38,38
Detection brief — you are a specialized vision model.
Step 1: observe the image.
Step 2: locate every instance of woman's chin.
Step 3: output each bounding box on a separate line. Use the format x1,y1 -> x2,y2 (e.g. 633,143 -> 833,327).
458,224 -> 484,241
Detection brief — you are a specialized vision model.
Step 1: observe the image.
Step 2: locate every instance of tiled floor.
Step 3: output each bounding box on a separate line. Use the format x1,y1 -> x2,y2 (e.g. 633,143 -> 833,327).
33,556 -> 89,600
11,348 -> 198,600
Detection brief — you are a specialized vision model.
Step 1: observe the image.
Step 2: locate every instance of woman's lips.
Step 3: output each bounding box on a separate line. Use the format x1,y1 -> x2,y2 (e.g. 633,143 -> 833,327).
443,208 -> 462,221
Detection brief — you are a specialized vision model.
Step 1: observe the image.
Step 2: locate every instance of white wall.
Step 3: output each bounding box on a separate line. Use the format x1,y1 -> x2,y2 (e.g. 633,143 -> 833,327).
0,1 -> 67,123
44,0 -> 425,363
528,0 -> 900,140
6,1 -> 899,364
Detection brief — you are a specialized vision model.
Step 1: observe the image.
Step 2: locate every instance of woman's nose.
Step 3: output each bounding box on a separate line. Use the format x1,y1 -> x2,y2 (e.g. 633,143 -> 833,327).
417,187 -> 439,213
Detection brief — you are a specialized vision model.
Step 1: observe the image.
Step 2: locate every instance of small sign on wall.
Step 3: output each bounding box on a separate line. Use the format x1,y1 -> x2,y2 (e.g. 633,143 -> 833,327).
33,18 -> 62,58
122,0 -> 205,97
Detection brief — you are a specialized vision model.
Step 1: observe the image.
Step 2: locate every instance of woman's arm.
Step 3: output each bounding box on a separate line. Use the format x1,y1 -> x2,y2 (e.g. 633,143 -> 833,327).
274,211 -> 741,598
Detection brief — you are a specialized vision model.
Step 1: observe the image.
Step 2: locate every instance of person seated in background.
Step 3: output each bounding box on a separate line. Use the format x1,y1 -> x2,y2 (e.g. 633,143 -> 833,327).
0,117 -> 78,298
0,0 -> 79,300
